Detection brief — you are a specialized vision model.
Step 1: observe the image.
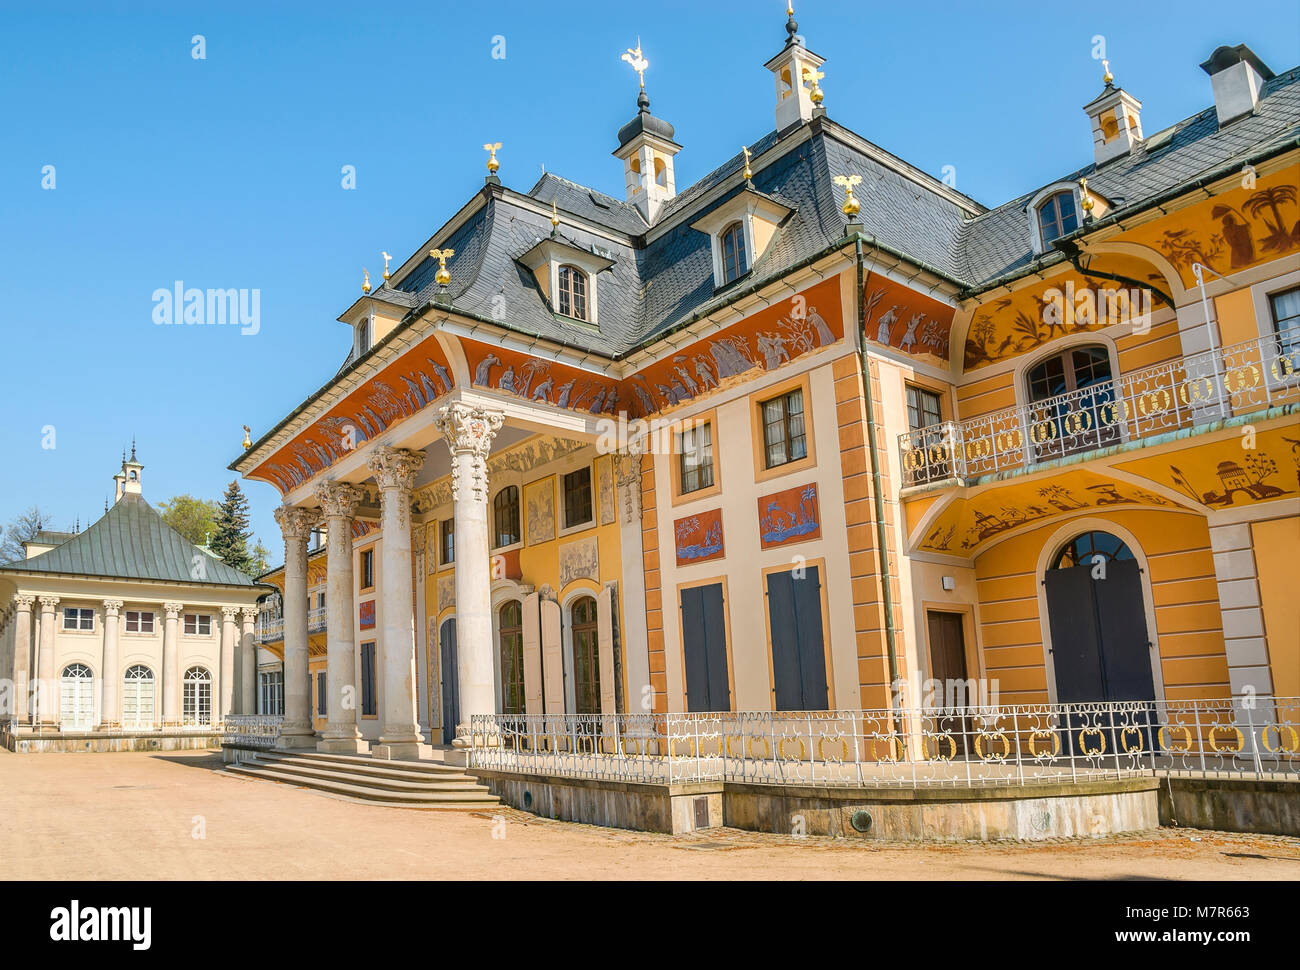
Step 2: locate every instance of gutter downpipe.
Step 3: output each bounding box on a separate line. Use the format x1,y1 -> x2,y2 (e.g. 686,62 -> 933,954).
853,233 -> 903,729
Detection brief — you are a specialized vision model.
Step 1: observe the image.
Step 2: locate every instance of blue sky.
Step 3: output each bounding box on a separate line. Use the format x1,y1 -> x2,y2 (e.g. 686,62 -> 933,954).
1,0 -> 1297,556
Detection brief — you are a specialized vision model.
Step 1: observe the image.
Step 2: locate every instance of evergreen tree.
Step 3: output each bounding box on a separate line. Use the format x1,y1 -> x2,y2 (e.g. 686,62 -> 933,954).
210,480 -> 253,574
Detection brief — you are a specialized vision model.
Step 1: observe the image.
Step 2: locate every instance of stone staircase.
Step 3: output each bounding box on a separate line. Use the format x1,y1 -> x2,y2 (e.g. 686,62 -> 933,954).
224,750 -> 500,809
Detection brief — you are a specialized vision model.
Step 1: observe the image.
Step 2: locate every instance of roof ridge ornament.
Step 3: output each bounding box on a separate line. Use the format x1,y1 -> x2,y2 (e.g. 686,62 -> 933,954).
833,174 -> 862,217
622,38 -> 650,93
786,2 -> 799,46
802,66 -> 825,107
382,251 -> 392,280
362,267 -> 371,294
429,248 -> 454,288
1102,59 -> 1114,86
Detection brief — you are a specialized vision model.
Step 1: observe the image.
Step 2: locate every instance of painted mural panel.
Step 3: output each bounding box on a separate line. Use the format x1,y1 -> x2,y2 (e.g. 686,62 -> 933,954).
558,536 -> 600,588
862,274 -> 955,362
525,478 -> 556,545
1117,426 -> 1300,509
628,276 -> 844,416
424,523 -> 437,576
758,483 -> 822,550
597,456 -> 615,526
252,332 -> 455,492
673,509 -> 725,567
465,340 -> 626,416
436,573 -> 455,610
359,600 -> 376,630
1122,170 -> 1300,284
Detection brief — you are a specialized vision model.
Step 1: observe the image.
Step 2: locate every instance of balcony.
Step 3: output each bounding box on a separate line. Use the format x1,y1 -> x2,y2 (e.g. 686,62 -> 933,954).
256,608 -> 328,644
900,326 -> 1300,488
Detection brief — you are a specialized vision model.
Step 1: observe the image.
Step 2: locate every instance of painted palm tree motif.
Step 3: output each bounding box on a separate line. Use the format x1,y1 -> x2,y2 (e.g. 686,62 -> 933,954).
1243,185 -> 1300,253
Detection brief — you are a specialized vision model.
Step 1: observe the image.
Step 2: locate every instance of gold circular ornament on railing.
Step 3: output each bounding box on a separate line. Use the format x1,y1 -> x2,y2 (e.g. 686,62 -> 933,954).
1027,728 -> 1061,758
994,430 -> 1022,453
1063,410 -> 1093,436
903,448 -> 925,472
1139,389 -> 1173,415
670,735 -> 697,758
1118,725 -> 1144,754
777,737 -> 807,761
1179,376 -> 1214,404
876,734 -> 906,762
1158,724 -> 1193,753
1077,727 -> 1107,756
1208,725 -> 1245,754
966,438 -> 993,460
1261,724 -> 1300,753
621,736 -> 641,756
927,443 -> 952,465
747,736 -> 772,760
1271,355 -> 1296,381
1097,399 -> 1128,427
1031,420 -> 1057,444
922,732 -> 957,761
974,730 -> 1010,761
817,736 -> 850,762
1224,365 -> 1260,393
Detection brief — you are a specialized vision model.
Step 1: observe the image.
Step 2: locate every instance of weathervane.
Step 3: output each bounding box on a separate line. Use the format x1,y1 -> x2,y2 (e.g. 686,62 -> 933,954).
621,38 -> 649,91
484,142 -> 502,175
742,146 -> 753,180
362,267 -> 371,294
242,424 -> 252,449
833,174 -> 862,217
382,251 -> 392,280
429,248 -> 454,287
802,66 -> 825,106
551,200 -> 561,231
1079,177 -> 1095,216
1102,59 -> 1114,86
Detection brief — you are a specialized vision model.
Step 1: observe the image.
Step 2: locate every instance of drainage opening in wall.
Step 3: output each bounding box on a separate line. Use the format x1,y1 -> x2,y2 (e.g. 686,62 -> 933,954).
850,810 -> 873,833
523,790 -> 533,809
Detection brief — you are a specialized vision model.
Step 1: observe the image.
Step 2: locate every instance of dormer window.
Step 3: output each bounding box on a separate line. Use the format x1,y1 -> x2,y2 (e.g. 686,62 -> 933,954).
1037,192 -> 1078,247
558,265 -> 588,322
721,222 -> 748,284
356,318 -> 372,356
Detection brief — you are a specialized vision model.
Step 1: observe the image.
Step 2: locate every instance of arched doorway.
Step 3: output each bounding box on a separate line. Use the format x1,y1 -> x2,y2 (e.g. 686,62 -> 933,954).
569,596 -> 601,715
439,617 -> 458,743
183,666 -> 212,725
60,663 -> 94,730
1044,531 -> 1156,704
1026,345 -> 1119,459
498,601 -> 525,715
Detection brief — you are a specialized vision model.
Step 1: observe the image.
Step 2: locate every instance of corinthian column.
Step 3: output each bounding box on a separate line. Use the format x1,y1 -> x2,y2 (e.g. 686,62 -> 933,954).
274,505 -> 319,748
220,607 -> 239,722
239,606 -> 258,715
36,595 -> 60,727
434,403 -> 505,749
315,481 -> 369,754
162,602 -> 183,726
99,599 -> 123,728
11,595 -> 34,726
613,446 -> 651,713
367,447 -> 429,760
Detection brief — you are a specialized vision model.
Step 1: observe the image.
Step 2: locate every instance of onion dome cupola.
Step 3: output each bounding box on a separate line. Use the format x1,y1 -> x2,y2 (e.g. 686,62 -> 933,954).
613,40 -> 681,224
764,2 -> 826,133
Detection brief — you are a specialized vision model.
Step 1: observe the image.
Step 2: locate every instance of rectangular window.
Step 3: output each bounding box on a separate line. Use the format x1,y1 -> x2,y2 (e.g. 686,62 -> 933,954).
125,611 -> 155,634
62,608 -> 94,631
183,613 -> 212,636
677,422 -> 715,494
315,591 -> 326,611
440,518 -> 455,566
360,642 -> 377,716
905,385 -> 943,431
563,467 -> 593,529
356,320 -> 371,356
761,388 -> 807,468
258,670 -> 284,716
360,548 -> 374,589
316,670 -> 327,717
1269,285 -> 1300,354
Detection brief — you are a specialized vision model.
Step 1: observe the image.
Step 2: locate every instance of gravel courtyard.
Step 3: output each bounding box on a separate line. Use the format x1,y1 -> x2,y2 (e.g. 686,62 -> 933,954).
1,749 -> 1296,881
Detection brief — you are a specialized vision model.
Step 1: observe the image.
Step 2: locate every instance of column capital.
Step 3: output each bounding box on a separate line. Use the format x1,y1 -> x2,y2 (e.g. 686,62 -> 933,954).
315,480 -> 367,520
37,595 -> 60,611
240,605 -> 259,622
102,599 -> 124,616
434,403 -> 505,457
274,504 -> 320,542
13,594 -> 35,611
221,606 -> 241,620
367,447 -> 426,492
163,602 -> 184,618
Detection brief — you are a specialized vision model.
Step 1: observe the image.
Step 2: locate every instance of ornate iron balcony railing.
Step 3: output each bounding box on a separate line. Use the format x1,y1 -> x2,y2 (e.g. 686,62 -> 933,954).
256,615 -> 284,643
900,326 -> 1300,488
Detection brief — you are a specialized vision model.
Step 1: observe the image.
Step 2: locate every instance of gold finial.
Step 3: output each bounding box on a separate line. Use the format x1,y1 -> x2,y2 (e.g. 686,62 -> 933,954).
1102,59 -> 1114,86
742,146 -> 753,180
833,174 -> 862,217
242,424 -> 252,449
802,67 -> 825,106
788,1 -> 794,15
550,200 -> 560,230
429,248 -> 454,287
382,251 -> 392,280
1079,178 -> 1095,215
621,38 -> 649,91
483,142 -> 501,175
362,267 -> 371,294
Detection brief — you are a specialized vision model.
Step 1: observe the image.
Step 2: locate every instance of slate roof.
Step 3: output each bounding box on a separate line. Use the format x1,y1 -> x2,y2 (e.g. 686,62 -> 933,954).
0,492 -> 257,587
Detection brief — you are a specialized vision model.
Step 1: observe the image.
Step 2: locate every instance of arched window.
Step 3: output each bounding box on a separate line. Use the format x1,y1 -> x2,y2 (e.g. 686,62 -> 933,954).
183,666 -> 212,726
1037,191 -> 1078,245
721,222 -> 747,284
570,596 -> 601,715
1026,344 -> 1118,459
123,665 -> 155,728
557,265 -> 588,321
653,156 -> 667,188
60,663 -> 94,730
498,601 -> 525,715
1052,531 -> 1134,569
493,486 -> 520,549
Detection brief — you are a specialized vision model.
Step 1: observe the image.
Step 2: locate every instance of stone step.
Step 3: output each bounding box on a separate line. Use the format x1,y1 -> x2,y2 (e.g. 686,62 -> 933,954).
248,756 -> 487,792
225,762 -> 500,808
262,750 -> 468,780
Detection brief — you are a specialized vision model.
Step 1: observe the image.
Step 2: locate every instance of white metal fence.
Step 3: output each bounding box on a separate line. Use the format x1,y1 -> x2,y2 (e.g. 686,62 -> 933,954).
222,715 -> 285,749
469,698 -> 1300,788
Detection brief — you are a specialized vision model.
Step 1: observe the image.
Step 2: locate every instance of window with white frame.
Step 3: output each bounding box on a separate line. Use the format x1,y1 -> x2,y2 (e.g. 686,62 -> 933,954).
720,222 -> 747,283
123,665 -> 155,728
183,666 -> 212,725
183,613 -> 212,636
258,670 -> 284,716
125,610 -> 155,634
62,607 -> 94,631
557,264 -> 588,321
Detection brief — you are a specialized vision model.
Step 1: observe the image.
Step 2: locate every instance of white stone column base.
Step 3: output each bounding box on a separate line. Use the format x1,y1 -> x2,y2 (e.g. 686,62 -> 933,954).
317,737 -> 371,755
371,741 -> 435,761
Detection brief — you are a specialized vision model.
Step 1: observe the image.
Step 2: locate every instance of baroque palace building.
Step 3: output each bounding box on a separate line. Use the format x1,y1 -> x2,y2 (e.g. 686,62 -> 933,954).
0,449 -> 266,752
233,12 -> 1300,760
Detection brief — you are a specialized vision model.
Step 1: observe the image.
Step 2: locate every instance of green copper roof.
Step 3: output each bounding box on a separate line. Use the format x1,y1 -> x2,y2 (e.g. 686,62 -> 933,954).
0,492 -> 256,587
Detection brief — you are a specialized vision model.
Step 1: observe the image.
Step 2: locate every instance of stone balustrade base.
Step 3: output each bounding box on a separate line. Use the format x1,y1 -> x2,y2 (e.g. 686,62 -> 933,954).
317,737 -> 371,755
372,742 -> 435,762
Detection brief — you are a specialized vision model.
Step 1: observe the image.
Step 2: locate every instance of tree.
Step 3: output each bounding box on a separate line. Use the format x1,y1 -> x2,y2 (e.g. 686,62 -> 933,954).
248,539 -> 271,578
157,494 -> 220,548
210,480 -> 253,574
0,506 -> 54,564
